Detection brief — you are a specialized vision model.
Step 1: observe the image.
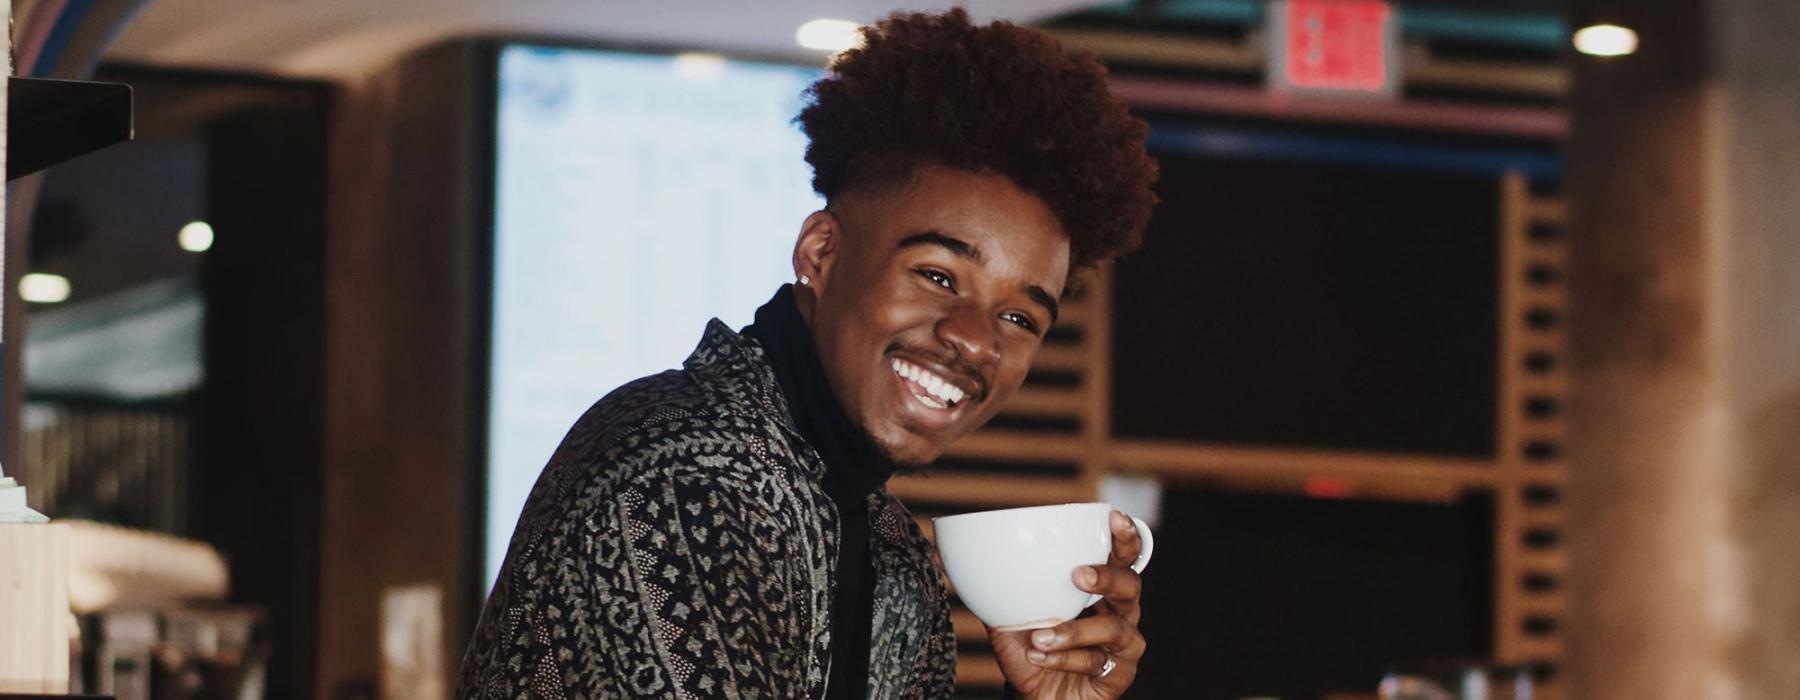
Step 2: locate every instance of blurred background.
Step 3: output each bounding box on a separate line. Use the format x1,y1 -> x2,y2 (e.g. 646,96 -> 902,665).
2,0 -> 1795,699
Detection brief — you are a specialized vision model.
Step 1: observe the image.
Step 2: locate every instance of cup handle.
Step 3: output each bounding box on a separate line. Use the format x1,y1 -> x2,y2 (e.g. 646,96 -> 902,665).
1084,514 -> 1155,608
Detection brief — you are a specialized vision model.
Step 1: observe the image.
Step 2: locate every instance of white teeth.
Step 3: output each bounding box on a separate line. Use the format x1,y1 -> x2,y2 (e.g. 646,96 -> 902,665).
891,358 -> 967,407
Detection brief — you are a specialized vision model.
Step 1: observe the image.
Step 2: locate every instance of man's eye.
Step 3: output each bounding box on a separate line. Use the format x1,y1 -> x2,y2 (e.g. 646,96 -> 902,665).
918,268 -> 955,291
1002,312 -> 1040,334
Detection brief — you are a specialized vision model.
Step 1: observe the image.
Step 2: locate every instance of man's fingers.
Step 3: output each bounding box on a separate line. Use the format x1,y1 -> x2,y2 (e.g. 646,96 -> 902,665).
1107,510 -> 1142,568
1025,646 -> 1112,675
1074,564 -> 1143,611
1028,615 -> 1146,660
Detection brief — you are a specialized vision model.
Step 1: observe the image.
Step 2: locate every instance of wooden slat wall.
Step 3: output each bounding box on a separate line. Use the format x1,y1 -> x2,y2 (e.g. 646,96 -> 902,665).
896,177 -> 1571,696
18,402 -> 190,534
1494,173 -> 1571,696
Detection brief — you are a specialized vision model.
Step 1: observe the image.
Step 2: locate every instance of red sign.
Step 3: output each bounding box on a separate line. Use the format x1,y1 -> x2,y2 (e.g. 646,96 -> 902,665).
1272,0 -> 1395,95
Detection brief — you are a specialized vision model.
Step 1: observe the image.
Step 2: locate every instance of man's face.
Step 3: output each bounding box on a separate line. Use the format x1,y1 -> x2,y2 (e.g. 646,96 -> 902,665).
795,163 -> 1070,467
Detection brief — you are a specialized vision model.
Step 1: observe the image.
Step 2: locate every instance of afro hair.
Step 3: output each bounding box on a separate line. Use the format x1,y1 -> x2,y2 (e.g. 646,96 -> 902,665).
797,8 -> 1159,271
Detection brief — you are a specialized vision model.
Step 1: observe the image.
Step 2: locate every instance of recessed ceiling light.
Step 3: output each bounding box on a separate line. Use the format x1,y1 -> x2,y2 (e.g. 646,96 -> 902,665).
1574,24 -> 1638,57
179,221 -> 214,252
672,52 -> 729,80
796,19 -> 862,52
20,273 -> 71,304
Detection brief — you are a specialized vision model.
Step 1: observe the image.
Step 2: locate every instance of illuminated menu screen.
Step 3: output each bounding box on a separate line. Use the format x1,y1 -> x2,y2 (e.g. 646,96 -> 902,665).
485,45 -> 822,585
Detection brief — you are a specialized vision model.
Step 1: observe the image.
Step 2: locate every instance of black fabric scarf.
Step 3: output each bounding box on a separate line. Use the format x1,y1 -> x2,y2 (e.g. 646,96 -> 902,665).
742,284 -> 895,700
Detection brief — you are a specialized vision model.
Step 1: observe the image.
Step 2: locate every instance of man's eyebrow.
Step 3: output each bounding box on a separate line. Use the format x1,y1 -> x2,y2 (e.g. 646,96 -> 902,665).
897,230 -> 1059,323
896,231 -> 982,262
1026,286 -> 1060,325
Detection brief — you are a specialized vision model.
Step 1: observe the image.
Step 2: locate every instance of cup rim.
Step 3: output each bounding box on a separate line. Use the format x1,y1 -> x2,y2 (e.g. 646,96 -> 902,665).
930,501 -> 1115,526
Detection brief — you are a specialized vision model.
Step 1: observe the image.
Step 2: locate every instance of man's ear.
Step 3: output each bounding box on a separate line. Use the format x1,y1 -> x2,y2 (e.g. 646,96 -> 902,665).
793,209 -> 841,298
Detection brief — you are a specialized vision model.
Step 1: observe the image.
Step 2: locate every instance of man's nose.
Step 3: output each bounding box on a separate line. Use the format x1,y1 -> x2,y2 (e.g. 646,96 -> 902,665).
934,302 -> 1001,367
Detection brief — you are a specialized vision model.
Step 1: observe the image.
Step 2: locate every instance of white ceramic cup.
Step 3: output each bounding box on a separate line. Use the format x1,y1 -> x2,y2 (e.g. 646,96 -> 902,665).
932,502 -> 1154,632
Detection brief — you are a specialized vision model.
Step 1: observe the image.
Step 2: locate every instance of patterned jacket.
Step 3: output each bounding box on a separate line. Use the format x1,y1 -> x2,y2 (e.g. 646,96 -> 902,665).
457,321 -> 956,699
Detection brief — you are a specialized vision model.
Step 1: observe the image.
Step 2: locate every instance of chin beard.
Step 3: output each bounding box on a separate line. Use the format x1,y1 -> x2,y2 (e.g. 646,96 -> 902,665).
863,425 -> 936,475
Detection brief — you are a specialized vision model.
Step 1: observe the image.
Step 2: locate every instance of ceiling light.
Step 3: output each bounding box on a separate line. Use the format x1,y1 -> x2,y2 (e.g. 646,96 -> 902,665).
671,52 -> 728,80
796,19 -> 862,52
1573,24 -> 1638,57
179,221 -> 214,252
20,273 -> 71,304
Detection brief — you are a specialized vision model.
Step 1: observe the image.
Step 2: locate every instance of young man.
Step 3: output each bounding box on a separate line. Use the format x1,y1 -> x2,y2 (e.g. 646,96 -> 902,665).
458,9 -> 1159,699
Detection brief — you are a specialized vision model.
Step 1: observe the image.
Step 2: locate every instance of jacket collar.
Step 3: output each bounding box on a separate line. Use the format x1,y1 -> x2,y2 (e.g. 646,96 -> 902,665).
683,319 -> 829,482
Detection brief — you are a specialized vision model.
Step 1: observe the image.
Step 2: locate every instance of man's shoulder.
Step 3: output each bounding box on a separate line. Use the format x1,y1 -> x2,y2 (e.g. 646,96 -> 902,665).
562,368 -> 743,460
554,361 -> 781,478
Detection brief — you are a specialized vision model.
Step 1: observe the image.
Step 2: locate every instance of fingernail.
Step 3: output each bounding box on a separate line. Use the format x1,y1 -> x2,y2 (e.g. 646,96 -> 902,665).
1027,650 -> 1047,663
1032,629 -> 1056,648
1112,511 -> 1131,529
1076,566 -> 1098,587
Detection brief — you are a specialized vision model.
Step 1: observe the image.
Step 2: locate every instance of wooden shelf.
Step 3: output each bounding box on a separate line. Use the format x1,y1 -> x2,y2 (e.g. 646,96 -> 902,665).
942,432 -> 1085,463
886,472 -> 1088,508
1110,439 -> 1499,488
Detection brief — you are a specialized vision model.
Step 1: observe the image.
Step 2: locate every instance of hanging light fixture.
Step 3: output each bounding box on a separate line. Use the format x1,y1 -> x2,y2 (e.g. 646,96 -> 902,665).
1573,23 -> 1638,57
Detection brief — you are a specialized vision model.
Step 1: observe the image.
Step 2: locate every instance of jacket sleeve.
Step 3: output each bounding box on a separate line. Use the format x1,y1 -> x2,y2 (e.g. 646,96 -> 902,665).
457,430 -> 824,699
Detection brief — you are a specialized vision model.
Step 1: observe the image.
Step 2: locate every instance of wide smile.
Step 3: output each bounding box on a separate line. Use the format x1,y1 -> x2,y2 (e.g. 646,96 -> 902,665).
889,357 -> 978,425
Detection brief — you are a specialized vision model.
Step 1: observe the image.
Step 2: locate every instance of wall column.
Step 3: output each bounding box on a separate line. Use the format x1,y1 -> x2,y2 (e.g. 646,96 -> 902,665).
1566,0 -> 1800,697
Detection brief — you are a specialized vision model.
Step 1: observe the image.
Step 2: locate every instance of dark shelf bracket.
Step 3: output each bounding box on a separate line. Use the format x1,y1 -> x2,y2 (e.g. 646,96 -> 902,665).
8,77 -> 135,181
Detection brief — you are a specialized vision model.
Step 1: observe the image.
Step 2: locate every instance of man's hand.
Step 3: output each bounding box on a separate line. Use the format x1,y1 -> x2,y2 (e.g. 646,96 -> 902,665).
989,510 -> 1146,699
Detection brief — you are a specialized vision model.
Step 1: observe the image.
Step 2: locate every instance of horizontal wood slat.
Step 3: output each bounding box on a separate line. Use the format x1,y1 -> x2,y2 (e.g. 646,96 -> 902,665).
955,654 -> 1007,689
1523,246 -> 1569,266
1517,550 -> 1569,573
1404,48 -> 1568,98
1046,28 -> 1262,72
887,473 -> 1089,508
1030,344 -> 1086,372
1054,302 -> 1093,329
1526,200 -> 1568,224
1519,422 -> 1568,442
1519,593 -> 1567,616
1512,467 -> 1569,482
1001,387 -> 1086,418
943,432 -> 1085,462
1519,374 -> 1570,395
1111,440 -> 1497,487
952,608 -> 987,642
1514,637 -> 1565,660
1522,287 -> 1567,309
1518,507 -> 1566,528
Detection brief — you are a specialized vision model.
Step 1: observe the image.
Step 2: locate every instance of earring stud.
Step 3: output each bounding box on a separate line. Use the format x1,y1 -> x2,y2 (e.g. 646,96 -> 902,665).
799,275 -> 810,286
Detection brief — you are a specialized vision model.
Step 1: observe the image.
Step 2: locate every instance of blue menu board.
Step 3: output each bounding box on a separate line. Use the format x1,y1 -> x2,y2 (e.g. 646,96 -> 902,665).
486,45 -> 823,585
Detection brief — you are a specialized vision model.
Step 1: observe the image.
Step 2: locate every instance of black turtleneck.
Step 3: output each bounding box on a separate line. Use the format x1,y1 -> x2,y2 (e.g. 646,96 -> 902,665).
742,285 -> 896,700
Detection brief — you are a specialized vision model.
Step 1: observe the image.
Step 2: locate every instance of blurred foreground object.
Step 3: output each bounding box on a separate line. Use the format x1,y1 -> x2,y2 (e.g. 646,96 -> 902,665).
75,606 -> 268,700
1380,659 -> 1533,700
4,77 -> 133,181
56,522 -> 265,699
379,586 -> 445,700
65,519 -> 228,613
0,521 -> 71,693
0,472 -> 48,522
